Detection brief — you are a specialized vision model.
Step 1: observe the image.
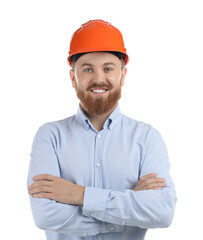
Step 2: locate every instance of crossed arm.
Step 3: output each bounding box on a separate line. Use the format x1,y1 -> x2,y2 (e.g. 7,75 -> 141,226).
27,124 -> 176,236
28,173 -> 166,206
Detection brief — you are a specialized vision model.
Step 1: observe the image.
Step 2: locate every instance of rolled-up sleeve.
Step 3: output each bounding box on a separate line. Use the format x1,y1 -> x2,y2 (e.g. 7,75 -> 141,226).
82,128 -> 177,229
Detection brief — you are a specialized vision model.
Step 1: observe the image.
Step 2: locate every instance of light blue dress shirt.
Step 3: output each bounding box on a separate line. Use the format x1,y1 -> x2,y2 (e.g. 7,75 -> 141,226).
27,104 -> 177,240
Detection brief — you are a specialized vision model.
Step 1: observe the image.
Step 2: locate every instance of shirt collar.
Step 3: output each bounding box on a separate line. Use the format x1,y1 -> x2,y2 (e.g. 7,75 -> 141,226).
76,104 -> 122,131
76,104 -> 91,130
106,104 -> 122,130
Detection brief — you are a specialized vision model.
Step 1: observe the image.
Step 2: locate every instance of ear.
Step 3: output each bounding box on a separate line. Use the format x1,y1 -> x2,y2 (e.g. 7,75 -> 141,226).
121,67 -> 127,87
69,69 -> 76,89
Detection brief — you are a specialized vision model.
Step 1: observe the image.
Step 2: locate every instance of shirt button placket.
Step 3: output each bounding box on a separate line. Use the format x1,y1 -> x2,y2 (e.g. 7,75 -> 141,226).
94,133 -> 104,240
94,133 -> 103,189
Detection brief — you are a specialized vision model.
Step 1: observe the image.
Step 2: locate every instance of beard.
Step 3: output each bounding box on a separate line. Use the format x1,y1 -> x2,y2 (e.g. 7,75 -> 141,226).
75,80 -> 122,115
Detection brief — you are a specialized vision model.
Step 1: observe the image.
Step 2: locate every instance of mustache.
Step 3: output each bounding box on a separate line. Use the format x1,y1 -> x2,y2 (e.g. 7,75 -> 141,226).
87,82 -> 113,91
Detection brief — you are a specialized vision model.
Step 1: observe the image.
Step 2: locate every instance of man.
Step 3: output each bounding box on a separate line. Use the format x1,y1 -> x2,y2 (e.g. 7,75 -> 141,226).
27,19 -> 176,240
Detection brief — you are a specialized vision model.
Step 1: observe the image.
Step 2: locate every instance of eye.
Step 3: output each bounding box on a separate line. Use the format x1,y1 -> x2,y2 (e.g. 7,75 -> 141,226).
84,68 -> 93,72
104,67 -> 112,72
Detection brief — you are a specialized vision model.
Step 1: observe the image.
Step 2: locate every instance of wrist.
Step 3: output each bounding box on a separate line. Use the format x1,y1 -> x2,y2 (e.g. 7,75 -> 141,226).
76,185 -> 85,206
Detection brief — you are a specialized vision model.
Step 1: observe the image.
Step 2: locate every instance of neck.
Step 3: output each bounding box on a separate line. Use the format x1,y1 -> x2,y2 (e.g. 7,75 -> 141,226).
81,104 -> 118,132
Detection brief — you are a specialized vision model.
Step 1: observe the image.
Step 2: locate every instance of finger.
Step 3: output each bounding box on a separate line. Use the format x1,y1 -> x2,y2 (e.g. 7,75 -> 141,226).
151,184 -> 166,190
136,177 -> 166,190
32,174 -> 56,181
28,180 -> 52,191
144,181 -> 167,190
142,177 -> 165,185
138,176 -> 163,189
139,173 -> 157,182
152,187 -> 162,190
29,186 -> 52,195
133,179 -> 166,191
142,177 -> 165,187
32,192 -> 53,199
28,182 -> 52,193
133,174 -> 158,191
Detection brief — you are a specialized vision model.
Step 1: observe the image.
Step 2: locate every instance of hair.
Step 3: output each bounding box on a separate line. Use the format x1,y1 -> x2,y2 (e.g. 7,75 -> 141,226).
70,51 -> 125,71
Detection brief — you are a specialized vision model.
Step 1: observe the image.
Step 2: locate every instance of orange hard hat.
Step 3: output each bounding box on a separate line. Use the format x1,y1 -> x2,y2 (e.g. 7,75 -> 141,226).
67,19 -> 129,66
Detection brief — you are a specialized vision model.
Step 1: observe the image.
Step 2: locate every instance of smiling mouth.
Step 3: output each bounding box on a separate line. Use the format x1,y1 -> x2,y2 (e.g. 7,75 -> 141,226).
90,89 -> 109,94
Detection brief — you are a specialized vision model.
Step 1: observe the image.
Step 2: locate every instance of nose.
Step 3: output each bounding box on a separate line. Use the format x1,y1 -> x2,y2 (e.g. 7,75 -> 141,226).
92,69 -> 106,84
88,69 -> 112,90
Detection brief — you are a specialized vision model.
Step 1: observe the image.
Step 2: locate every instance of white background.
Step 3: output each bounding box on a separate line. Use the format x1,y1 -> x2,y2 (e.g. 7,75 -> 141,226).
0,0 -> 203,239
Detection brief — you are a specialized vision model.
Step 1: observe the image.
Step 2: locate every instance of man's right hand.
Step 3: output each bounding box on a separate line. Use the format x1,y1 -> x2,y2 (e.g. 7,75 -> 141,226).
133,173 -> 166,191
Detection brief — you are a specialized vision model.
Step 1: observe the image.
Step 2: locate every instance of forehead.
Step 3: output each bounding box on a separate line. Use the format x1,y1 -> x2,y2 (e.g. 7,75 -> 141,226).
75,52 -> 121,68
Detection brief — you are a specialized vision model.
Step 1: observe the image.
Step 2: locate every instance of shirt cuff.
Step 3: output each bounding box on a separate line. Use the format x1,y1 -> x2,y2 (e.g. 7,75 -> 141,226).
82,186 -> 110,218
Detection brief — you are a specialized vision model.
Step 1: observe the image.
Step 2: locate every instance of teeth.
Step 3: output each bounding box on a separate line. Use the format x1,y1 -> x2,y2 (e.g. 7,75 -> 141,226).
92,89 -> 106,93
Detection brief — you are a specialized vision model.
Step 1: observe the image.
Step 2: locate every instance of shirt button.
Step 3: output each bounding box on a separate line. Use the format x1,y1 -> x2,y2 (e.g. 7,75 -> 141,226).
97,134 -> 101,138
96,162 -> 101,167
122,221 -> 125,225
90,213 -> 94,217
83,232 -> 87,236
109,226 -> 115,231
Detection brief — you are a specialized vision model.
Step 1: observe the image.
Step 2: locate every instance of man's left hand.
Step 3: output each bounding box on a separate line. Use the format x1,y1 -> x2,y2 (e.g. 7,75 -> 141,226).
28,174 -> 85,206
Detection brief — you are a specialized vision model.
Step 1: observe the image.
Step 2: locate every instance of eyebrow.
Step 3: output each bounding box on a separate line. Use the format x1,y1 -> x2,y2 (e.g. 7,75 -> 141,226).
103,62 -> 116,67
81,63 -> 94,67
81,62 -> 116,68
